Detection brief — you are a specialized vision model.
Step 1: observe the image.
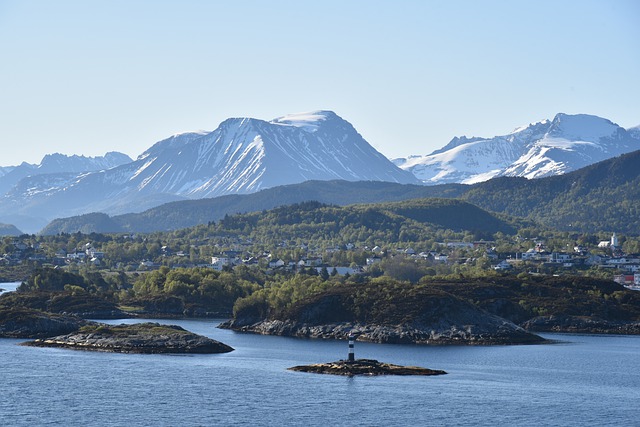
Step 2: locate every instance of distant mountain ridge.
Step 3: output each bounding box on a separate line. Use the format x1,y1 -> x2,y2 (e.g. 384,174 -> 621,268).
0,223 -> 23,236
0,111 -> 416,233
41,149 -> 640,235
4,110 -> 639,234
395,113 -> 640,185
0,152 -> 132,196
40,180 -> 466,234
0,152 -> 133,232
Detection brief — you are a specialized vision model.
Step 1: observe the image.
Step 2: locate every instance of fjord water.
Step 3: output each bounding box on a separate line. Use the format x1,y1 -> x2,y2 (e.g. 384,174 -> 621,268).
1,287 -> 639,426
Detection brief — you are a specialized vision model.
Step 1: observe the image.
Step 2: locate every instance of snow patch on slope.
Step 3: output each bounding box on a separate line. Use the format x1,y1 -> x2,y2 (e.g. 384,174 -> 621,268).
271,110 -> 333,132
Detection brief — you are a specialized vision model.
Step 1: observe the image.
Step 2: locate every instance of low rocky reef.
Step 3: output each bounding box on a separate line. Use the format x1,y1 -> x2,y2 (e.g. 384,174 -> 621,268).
289,359 -> 447,377
22,322 -> 234,354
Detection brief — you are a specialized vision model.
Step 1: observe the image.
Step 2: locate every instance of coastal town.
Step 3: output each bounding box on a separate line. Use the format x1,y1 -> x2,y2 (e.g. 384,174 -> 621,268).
2,231 -> 638,291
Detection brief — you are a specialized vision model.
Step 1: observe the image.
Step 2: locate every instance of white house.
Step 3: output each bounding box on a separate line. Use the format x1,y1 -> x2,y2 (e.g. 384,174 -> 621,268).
268,259 -> 286,269
211,256 -> 232,271
67,252 -> 86,260
550,253 -> 572,263
521,249 -> 538,260
434,254 -> 448,263
494,260 -> 512,270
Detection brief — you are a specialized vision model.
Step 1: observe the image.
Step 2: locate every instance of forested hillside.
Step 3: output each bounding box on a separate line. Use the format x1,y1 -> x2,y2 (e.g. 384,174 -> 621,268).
40,181 -> 467,234
204,199 -> 522,245
462,150 -> 640,233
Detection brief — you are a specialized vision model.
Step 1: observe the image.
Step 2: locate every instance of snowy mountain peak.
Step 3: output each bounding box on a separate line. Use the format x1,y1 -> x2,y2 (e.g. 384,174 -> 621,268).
546,113 -> 618,141
628,125 -> 640,139
35,152 -> 132,172
220,117 -> 266,127
396,113 -> 640,185
271,110 -> 337,132
510,119 -> 550,135
171,130 -> 209,138
138,130 -> 212,160
429,136 -> 485,156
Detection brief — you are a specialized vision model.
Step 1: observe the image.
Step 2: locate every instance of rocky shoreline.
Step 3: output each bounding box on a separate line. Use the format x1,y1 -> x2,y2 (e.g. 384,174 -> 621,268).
223,282 -> 550,345
288,359 -> 447,376
521,315 -> 640,335
22,322 -> 234,354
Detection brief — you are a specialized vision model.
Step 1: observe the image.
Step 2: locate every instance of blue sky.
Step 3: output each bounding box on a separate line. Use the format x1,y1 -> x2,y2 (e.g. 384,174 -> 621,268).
1,0 -> 638,166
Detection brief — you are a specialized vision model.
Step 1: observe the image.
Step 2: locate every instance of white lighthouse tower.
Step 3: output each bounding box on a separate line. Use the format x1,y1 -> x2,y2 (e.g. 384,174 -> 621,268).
611,233 -> 619,248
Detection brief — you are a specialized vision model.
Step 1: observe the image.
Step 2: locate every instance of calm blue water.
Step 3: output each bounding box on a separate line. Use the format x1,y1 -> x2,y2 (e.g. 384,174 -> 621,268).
1,282 -> 639,426
0,281 -> 20,295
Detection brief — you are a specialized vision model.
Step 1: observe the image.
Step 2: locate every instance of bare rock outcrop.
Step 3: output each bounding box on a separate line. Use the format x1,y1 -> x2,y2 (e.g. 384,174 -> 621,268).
289,359 -> 447,377
22,322 -> 234,354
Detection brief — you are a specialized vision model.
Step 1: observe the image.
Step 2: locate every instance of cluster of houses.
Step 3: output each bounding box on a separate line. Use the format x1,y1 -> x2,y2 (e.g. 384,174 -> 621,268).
492,234 -> 640,290
65,243 -> 105,266
2,232 -> 639,291
210,250 -> 362,276
0,239 -> 106,267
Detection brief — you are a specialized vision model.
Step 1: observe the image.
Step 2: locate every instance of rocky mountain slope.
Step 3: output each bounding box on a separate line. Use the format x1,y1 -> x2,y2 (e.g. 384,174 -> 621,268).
395,113 -> 640,185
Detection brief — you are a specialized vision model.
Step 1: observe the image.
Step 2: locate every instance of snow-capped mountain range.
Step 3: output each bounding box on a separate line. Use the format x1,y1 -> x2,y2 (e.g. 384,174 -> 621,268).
0,152 -> 132,196
0,111 -> 417,233
1,110 -> 638,234
394,113 -> 640,185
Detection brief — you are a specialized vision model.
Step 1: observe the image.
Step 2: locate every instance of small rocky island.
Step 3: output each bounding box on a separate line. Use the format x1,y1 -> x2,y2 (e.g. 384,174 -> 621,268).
22,322 -> 234,354
289,359 -> 447,377
222,283 -> 546,345
289,333 -> 446,377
